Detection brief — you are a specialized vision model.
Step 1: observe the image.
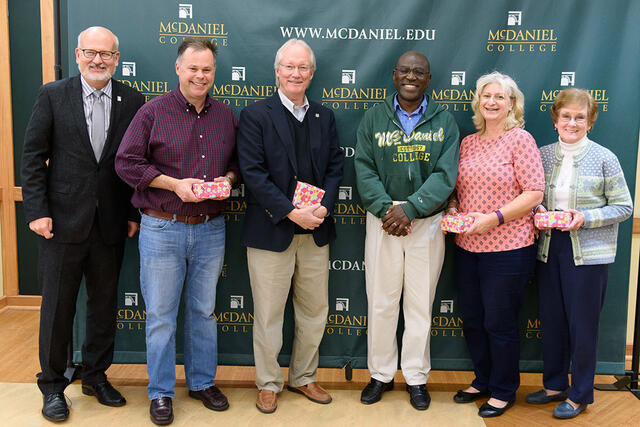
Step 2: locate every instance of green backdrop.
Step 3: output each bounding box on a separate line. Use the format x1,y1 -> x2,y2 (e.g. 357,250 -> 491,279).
13,0 -> 640,374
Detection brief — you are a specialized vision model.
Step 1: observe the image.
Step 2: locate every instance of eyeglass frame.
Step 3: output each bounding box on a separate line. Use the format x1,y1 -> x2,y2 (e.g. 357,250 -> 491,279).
278,63 -> 312,75
394,67 -> 429,79
557,112 -> 588,125
78,48 -> 119,60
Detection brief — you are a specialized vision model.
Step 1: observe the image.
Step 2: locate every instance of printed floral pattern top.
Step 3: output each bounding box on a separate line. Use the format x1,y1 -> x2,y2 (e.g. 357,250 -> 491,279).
454,127 -> 544,253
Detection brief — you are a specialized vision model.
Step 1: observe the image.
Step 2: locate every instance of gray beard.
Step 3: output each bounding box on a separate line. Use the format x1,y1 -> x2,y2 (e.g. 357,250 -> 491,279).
79,66 -> 113,84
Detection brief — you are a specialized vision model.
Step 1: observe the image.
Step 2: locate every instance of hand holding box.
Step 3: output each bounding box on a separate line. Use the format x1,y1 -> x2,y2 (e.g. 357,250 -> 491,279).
292,181 -> 325,208
534,211 -> 573,229
440,214 -> 474,233
192,181 -> 231,199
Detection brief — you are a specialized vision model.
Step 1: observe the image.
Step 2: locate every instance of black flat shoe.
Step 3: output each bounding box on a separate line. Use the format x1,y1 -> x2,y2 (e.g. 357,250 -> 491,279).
453,389 -> 491,403
525,388 -> 569,404
360,378 -> 394,404
478,400 -> 515,418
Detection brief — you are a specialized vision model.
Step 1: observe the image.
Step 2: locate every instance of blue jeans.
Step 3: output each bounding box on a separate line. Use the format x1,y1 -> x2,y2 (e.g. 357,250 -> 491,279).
139,214 -> 225,399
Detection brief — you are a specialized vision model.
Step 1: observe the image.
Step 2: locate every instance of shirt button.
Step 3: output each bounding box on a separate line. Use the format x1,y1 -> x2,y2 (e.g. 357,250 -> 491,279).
197,116 -> 200,119
203,175 -> 207,178
200,135 -> 203,138
201,155 -> 205,158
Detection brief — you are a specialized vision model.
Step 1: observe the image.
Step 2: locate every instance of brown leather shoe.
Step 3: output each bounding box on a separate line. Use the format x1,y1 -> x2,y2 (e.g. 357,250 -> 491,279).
188,385 -> 229,411
287,382 -> 332,404
150,397 -> 173,425
256,389 -> 277,414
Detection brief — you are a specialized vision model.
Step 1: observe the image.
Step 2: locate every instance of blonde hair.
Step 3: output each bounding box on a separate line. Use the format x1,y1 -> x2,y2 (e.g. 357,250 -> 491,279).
471,71 -> 525,133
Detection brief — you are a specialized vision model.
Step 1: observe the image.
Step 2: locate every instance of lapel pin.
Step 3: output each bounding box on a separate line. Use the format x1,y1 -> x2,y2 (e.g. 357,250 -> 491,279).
315,113 -> 319,118
117,96 -> 122,102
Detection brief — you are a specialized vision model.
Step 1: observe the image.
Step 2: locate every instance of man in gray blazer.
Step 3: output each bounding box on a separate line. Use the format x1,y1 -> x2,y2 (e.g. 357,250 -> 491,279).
21,26 -> 144,422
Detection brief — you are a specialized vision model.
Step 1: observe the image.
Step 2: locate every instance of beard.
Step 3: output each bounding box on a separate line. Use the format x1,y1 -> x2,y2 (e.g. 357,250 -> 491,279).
79,63 -> 113,84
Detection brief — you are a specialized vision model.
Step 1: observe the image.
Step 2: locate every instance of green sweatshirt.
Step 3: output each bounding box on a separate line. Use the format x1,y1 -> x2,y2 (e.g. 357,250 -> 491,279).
354,93 -> 460,220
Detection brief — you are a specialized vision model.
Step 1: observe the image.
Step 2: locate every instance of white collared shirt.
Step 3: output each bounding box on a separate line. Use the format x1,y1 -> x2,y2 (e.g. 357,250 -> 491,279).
278,89 -> 309,122
80,76 -> 112,142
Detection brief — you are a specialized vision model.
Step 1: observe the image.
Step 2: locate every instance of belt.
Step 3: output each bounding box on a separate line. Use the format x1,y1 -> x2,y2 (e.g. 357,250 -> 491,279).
143,209 -> 213,225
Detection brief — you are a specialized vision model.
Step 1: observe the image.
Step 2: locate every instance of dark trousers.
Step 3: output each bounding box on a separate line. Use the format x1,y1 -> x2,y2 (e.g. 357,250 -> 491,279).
536,230 -> 608,404
37,217 -> 124,395
456,245 -> 535,402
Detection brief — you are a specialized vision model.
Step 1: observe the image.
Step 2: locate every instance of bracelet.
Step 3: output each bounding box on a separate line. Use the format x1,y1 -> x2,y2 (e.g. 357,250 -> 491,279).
224,175 -> 233,186
494,209 -> 504,225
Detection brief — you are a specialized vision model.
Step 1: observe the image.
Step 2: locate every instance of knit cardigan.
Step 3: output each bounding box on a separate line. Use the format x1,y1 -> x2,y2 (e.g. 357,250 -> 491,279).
537,138 -> 633,265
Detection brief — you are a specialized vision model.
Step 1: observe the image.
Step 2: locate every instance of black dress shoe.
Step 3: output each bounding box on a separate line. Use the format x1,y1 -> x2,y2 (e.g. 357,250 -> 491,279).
42,392 -> 69,422
478,400 -> 515,418
406,384 -> 431,410
189,385 -> 229,411
453,389 -> 491,403
82,381 -> 126,407
150,397 -> 173,425
360,378 -> 394,404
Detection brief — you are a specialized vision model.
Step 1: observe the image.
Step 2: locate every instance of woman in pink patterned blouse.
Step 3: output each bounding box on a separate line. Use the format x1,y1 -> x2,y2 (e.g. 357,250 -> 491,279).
447,72 -> 545,418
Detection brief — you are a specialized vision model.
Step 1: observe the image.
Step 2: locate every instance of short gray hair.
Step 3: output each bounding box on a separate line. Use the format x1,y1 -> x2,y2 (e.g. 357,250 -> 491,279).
77,26 -> 119,51
273,39 -> 316,87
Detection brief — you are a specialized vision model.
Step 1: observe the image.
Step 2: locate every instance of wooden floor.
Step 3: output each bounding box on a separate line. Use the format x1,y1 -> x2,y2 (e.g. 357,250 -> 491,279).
1,308 -> 639,426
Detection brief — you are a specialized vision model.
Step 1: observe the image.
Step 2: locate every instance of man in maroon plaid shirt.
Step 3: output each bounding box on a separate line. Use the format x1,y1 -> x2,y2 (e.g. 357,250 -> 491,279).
116,37 -> 238,425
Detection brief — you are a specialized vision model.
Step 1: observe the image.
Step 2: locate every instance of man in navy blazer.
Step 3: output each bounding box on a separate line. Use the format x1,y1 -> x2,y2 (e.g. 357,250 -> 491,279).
237,38 -> 344,414
21,26 -> 144,422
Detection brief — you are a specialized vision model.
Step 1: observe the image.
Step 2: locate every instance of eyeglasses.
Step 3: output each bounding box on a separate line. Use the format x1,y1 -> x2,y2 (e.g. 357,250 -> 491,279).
279,64 -> 312,74
78,48 -> 118,60
395,67 -> 429,79
558,113 -> 587,125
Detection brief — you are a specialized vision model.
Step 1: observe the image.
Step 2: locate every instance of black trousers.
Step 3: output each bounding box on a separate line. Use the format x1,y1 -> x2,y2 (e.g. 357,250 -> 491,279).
37,217 -> 125,395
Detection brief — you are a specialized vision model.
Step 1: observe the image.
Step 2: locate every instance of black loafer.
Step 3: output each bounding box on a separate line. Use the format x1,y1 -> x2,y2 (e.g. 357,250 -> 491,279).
453,389 -> 491,403
360,378 -> 394,404
42,392 -> 69,422
150,397 -> 173,425
525,388 -> 569,404
82,381 -> 126,407
478,400 -> 515,418
406,384 -> 430,410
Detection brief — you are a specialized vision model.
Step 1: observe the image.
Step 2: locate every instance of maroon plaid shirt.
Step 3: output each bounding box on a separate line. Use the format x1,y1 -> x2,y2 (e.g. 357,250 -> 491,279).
116,87 -> 239,216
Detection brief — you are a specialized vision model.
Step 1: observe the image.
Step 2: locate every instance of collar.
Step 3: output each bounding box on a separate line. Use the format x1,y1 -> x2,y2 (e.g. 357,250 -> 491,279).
81,75 -> 112,99
278,89 -> 309,120
393,93 -> 427,116
173,85 -> 212,110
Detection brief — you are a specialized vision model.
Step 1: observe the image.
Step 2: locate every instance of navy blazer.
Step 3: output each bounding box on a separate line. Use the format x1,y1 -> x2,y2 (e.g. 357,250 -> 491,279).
21,76 -> 145,244
237,93 -> 344,252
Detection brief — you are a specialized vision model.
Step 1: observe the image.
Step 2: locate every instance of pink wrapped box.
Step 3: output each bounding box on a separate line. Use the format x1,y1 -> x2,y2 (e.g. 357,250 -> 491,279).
292,181 -> 325,208
440,214 -> 474,233
192,181 -> 231,199
534,211 -> 572,229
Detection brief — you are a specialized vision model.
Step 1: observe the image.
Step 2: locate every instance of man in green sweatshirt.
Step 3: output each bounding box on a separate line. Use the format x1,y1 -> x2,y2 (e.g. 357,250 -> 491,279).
355,51 -> 459,411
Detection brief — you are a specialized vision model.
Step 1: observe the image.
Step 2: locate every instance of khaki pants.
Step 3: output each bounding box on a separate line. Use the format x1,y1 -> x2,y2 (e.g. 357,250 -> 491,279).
248,234 -> 329,392
365,211 -> 445,385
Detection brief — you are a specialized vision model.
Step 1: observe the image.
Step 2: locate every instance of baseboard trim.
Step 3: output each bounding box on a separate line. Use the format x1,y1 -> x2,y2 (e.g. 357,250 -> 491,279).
0,295 -> 42,312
